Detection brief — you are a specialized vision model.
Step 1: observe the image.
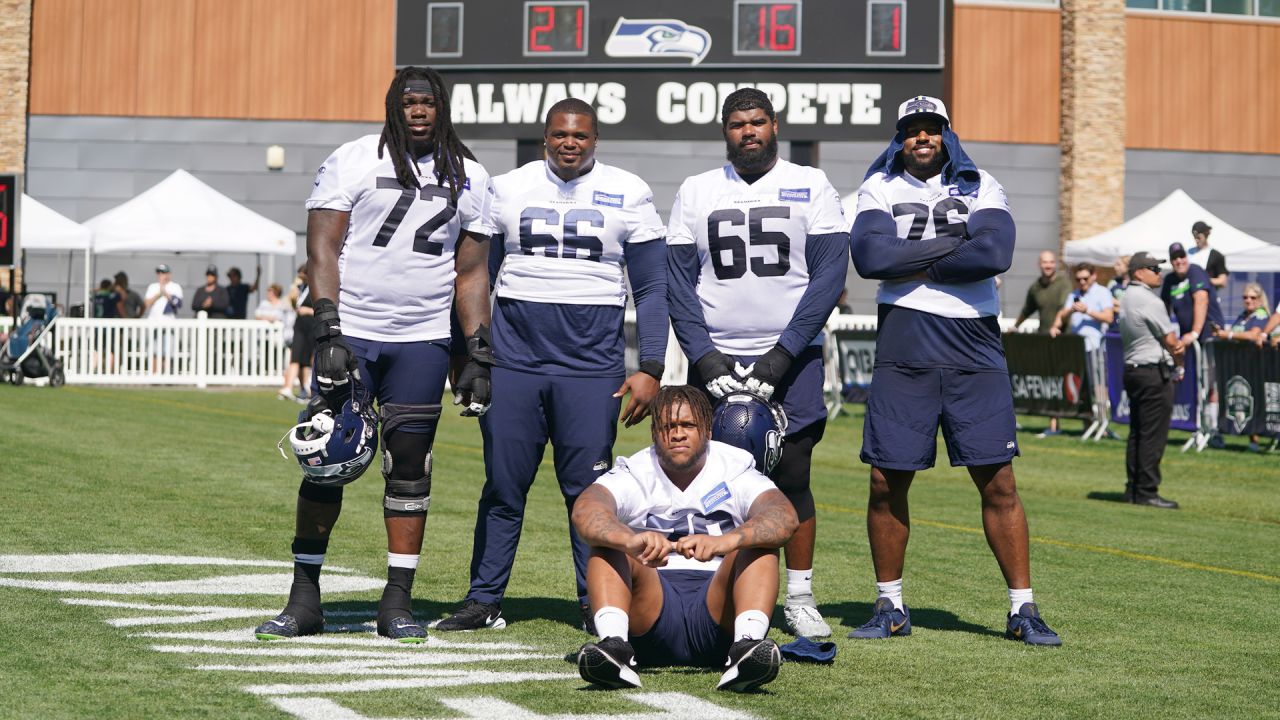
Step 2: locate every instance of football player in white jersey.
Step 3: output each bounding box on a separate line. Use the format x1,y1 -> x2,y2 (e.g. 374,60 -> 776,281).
255,67 -> 496,643
848,95 -> 1060,646
572,386 -> 797,692
667,88 -> 849,638
433,99 -> 668,632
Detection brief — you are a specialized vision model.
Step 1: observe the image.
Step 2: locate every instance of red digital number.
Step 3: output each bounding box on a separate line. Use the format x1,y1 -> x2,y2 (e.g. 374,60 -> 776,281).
530,6 -> 554,52
756,4 -> 796,52
0,183 -> 8,250
890,6 -> 901,50
574,7 -> 583,50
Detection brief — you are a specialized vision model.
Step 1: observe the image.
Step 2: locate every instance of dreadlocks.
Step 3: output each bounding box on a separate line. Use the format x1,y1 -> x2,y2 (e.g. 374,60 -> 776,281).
651,385 -> 715,441
378,66 -> 475,203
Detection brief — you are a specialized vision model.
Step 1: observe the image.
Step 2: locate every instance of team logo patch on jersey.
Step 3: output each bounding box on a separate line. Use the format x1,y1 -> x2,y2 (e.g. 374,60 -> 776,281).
604,18 -> 712,65
778,188 -> 811,203
949,186 -> 976,197
592,191 -> 625,208
700,481 -> 732,513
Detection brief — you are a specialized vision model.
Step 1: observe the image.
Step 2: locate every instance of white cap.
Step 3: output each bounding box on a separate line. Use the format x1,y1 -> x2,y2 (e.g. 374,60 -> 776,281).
896,95 -> 950,130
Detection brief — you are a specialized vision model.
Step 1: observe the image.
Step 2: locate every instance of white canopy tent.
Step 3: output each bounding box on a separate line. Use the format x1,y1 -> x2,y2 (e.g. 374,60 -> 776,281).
19,194 -> 95,310
84,169 -> 297,315
1063,189 -> 1280,271
86,169 -> 295,256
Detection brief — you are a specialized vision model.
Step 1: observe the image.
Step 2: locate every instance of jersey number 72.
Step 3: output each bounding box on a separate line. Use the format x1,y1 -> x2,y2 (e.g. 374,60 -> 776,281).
371,177 -> 457,256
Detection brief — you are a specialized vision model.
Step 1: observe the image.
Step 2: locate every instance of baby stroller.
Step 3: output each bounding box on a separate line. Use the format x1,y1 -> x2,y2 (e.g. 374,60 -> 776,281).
1,294 -> 66,387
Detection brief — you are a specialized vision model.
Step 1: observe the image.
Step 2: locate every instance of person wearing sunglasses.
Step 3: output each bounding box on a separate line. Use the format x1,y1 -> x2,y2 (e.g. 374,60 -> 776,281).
1213,283 -> 1272,453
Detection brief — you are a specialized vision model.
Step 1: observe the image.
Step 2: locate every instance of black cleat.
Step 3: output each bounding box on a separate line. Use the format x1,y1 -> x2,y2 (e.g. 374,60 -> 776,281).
580,602 -> 596,635
431,599 -> 507,631
377,613 -> 427,643
255,611 -> 324,641
578,636 -> 641,689
717,638 -> 782,692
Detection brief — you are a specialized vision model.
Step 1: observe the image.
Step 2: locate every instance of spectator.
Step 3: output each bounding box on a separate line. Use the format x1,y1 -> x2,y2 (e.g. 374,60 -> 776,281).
1108,255 -> 1131,317
1215,283 -> 1271,454
1188,221 -> 1227,291
1012,251 -> 1071,334
1012,250 -> 1071,434
279,266 -> 313,402
1258,310 -> 1280,349
1117,251 -> 1184,508
191,265 -> 230,318
1050,262 -> 1114,347
115,272 -> 144,318
1163,241 -> 1227,448
254,283 -> 289,325
226,266 -> 260,320
143,264 -> 183,373
92,278 -> 121,319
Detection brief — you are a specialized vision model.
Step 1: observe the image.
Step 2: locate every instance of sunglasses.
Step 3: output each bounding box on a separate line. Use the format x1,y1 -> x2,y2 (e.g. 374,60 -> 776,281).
1074,276 -> 1091,282
1243,295 -> 1260,300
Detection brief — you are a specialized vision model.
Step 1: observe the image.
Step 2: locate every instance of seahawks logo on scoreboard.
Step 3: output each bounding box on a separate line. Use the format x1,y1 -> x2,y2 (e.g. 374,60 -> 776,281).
604,18 -> 712,65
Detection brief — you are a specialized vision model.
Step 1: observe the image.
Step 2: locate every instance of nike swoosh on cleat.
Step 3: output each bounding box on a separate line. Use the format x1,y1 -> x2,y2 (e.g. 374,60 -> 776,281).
890,620 -> 906,633
1013,627 -> 1023,638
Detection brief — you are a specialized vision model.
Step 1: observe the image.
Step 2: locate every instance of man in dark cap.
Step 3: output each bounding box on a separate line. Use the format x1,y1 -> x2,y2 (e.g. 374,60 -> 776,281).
191,264 -> 230,318
226,266 -> 260,319
1162,240 -> 1226,449
1118,251 -> 1184,508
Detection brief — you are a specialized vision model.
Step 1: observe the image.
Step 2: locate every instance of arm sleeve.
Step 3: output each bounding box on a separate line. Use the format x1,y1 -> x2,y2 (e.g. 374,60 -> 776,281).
624,239 -> 669,364
667,242 -> 716,362
924,208 -> 1016,284
776,232 -> 850,355
665,184 -> 717,362
849,209 -> 964,279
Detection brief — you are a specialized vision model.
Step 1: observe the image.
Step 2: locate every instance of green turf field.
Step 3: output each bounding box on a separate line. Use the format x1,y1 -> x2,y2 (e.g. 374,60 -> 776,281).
1,386 -> 1277,719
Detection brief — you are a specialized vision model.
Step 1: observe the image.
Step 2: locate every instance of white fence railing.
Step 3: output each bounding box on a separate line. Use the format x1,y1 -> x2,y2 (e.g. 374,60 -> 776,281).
2,317 -> 289,387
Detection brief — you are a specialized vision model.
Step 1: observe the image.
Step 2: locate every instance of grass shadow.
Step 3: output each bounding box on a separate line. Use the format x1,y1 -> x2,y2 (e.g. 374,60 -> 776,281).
823,600 -> 1004,640
1086,490 -> 1131,504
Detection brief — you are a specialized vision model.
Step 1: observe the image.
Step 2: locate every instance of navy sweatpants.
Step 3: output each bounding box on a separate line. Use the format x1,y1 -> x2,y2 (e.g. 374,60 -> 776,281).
468,366 -> 623,604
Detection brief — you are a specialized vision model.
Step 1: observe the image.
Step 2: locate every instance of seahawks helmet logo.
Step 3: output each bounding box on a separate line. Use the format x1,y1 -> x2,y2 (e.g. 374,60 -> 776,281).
604,18 -> 712,65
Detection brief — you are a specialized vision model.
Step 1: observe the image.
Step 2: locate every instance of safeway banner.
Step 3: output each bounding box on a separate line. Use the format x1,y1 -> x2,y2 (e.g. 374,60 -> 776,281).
1002,333 -> 1092,419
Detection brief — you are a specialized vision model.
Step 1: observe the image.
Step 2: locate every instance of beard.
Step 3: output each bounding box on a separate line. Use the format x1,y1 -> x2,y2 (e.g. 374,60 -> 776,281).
726,135 -> 779,174
902,145 -> 945,177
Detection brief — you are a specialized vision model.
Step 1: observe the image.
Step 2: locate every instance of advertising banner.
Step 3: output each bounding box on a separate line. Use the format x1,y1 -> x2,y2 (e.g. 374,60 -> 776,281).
1002,333 -> 1092,419
1104,334 -> 1199,431
831,329 -> 877,404
1214,342 -> 1280,437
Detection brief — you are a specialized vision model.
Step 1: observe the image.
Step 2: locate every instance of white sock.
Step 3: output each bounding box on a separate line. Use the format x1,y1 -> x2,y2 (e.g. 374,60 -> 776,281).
734,609 -> 771,641
387,552 -> 420,570
594,606 -> 629,641
876,578 -> 904,611
1009,588 -> 1034,616
786,568 -> 813,598
294,553 -> 324,566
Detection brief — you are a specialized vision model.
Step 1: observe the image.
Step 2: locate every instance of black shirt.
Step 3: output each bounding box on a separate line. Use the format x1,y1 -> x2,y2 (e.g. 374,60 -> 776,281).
227,282 -> 251,319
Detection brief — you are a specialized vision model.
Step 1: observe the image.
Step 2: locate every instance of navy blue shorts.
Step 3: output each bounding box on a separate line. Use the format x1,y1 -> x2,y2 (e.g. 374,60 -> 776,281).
861,366 -> 1019,471
630,570 -> 730,668
328,337 -> 450,434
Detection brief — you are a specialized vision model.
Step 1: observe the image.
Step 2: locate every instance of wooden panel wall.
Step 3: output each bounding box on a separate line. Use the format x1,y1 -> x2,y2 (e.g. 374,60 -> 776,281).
28,0 -> 392,121
950,4 -> 1061,145
1127,14 -> 1280,154
26,0 -> 1280,154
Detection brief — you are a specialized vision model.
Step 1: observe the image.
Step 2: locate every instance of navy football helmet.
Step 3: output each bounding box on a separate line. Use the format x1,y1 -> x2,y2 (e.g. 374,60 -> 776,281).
711,392 -> 788,474
278,380 -> 378,486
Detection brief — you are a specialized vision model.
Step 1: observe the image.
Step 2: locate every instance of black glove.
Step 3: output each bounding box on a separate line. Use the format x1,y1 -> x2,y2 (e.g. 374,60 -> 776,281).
454,324 -> 494,416
695,349 -> 744,399
312,299 -> 358,396
742,344 -> 793,400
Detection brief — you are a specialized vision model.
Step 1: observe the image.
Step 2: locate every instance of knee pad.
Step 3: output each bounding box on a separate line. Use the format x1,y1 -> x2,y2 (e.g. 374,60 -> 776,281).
380,403 -> 440,516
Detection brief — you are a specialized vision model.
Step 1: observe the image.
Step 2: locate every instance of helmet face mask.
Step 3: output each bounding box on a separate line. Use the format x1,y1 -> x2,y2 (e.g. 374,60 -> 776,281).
278,381 -> 378,486
711,392 -> 788,473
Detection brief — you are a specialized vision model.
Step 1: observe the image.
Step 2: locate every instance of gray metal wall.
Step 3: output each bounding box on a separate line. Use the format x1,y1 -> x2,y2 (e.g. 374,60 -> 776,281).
23,115 -> 1280,320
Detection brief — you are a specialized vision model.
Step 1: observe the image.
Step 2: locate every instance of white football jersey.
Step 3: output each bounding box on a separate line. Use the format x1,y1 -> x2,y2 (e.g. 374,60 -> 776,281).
855,169 -> 1009,318
595,441 -> 778,572
305,135 -> 495,342
491,160 -> 664,306
667,160 -> 847,355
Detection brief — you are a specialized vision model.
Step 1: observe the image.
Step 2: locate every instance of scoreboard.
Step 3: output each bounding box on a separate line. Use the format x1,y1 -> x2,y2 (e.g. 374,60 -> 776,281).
395,0 -> 946,141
